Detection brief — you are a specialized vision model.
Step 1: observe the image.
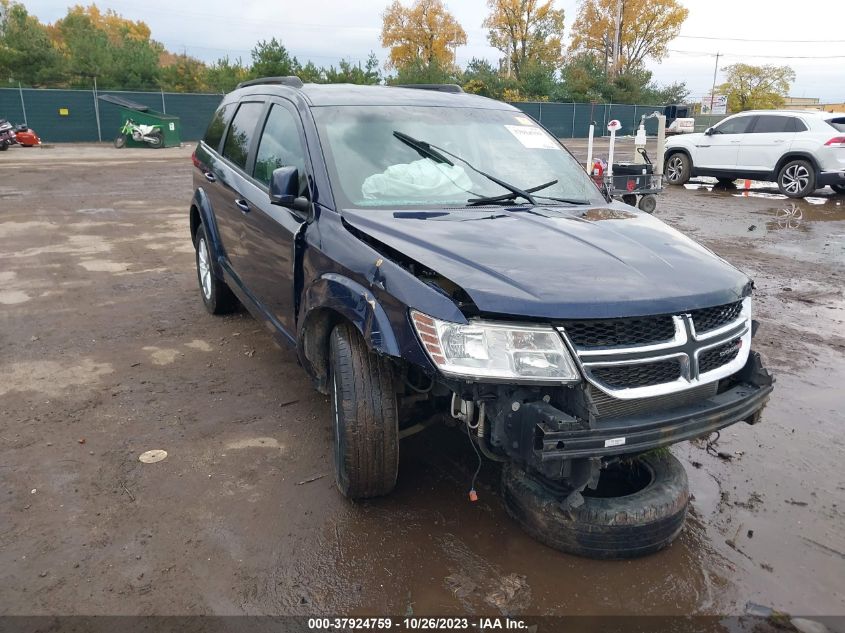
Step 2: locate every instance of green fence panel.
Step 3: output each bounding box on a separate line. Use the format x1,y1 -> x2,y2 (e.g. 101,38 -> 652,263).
1,87 -> 223,143
0,88 -> 27,126
160,92 -> 222,141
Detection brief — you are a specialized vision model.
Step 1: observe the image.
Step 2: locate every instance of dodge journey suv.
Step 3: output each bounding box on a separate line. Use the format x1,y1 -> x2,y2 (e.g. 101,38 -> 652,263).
190,78 -> 773,559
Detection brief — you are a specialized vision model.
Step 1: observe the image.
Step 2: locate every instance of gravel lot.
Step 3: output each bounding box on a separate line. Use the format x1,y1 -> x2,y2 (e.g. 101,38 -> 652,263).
1,141 -> 843,618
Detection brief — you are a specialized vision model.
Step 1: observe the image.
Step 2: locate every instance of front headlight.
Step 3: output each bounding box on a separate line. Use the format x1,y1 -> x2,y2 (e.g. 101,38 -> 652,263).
411,310 -> 581,383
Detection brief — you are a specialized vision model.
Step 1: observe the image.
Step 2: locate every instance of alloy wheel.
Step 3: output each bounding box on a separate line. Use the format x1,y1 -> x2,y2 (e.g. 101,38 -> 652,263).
667,156 -> 684,182
197,237 -> 212,300
781,164 -> 810,195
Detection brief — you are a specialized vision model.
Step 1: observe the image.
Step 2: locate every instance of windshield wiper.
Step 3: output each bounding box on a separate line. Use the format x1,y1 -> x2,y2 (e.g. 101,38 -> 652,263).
392,130 -> 537,205
466,179 -> 558,206
392,131 -> 454,166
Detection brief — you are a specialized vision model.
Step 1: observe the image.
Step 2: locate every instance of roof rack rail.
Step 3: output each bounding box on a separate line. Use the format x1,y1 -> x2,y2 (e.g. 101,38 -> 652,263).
394,84 -> 463,94
236,76 -> 304,90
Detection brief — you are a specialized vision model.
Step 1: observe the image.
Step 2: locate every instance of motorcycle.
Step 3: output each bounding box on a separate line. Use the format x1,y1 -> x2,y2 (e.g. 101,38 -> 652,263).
13,123 -> 41,147
114,118 -> 163,148
0,119 -> 15,151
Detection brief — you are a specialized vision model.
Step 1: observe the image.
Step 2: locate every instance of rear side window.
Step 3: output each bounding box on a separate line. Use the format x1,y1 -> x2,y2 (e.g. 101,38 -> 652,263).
827,117 -> 845,132
203,103 -> 233,151
713,116 -> 752,134
751,115 -> 797,133
222,102 -> 264,170
253,104 -> 308,193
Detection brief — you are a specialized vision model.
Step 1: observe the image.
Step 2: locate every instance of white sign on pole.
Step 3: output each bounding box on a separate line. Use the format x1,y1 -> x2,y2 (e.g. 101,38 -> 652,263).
701,94 -> 727,115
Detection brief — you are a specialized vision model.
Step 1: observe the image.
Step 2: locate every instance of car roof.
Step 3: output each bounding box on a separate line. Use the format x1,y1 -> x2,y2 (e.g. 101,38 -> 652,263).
232,82 -> 516,110
731,109 -> 845,118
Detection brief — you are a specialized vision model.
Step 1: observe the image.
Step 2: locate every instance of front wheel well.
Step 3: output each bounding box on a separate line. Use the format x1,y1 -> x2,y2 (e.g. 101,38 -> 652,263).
775,153 -> 820,177
189,205 -> 201,244
298,307 -> 347,394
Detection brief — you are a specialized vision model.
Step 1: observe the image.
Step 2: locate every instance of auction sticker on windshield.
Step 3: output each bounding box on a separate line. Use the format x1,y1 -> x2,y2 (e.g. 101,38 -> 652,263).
504,125 -> 561,150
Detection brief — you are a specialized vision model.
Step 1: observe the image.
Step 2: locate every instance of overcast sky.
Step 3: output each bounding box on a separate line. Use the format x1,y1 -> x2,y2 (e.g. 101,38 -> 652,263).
24,0 -> 845,101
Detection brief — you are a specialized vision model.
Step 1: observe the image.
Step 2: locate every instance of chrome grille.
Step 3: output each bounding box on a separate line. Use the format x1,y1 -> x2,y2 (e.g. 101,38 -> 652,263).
558,297 -> 752,400
690,301 -> 743,334
560,316 -> 675,348
590,382 -> 718,419
591,358 -> 682,390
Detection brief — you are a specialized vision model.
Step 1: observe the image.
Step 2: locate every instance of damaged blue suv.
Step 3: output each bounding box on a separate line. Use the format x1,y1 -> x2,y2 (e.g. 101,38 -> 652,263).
190,78 -> 773,559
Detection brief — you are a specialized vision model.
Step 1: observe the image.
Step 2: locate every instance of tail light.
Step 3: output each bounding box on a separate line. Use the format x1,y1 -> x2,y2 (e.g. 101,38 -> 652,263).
824,137 -> 845,147
191,150 -> 201,168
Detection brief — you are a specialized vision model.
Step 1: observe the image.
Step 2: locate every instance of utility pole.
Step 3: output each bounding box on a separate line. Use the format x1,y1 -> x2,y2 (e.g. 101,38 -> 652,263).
709,52 -> 720,114
611,0 -> 623,77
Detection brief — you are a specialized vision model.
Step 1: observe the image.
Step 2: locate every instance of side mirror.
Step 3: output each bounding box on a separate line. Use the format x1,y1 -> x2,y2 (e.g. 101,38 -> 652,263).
269,166 -> 312,220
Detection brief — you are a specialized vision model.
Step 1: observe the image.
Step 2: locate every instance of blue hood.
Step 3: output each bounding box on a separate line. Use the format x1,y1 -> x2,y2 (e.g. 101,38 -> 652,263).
342,204 -> 751,320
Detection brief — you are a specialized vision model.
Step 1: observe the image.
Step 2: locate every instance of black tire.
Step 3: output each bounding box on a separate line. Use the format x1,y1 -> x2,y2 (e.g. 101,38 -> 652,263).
0,141 -> 8,151
664,152 -> 690,186
194,224 -> 237,315
329,322 -> 399,499
114,135 -> 126,149
831,184 -> 845,195
777,159 -> 815,198
148,131 -> 163,148
638,194 -> 657,214
621,193 -> 637,207
502,453 -> 689,559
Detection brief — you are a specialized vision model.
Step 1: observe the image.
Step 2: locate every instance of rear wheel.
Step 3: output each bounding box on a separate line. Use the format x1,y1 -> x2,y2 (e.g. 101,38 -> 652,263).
329,322 -> 399,499
621,194 -> 637,207
777,159 -> 815,198
831,184 -> 845,195
664,153 -> 690,185
113,135 -> 126,149
0,141 -> 8,151
194,224 -> 237,315
638,194 -> 657,214
148,131 -> 163,148
502,453 -> 689,559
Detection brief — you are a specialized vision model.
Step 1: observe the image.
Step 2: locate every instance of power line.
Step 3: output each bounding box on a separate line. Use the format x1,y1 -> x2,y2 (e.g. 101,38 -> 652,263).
667,49 -> 845,59
677,34 -> 845,43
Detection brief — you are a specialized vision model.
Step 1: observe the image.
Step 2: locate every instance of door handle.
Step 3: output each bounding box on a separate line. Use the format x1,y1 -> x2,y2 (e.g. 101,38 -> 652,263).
730,140 -> 740,144
234,198 -> 250,214
203,172 -> 216,183
774,139 -> 785,143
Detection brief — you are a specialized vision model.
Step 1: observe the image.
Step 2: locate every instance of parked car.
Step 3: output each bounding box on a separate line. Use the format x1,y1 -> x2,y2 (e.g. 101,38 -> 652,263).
190,78 -> 773,559
664,109 -> 845,197
665,117 -> 695,135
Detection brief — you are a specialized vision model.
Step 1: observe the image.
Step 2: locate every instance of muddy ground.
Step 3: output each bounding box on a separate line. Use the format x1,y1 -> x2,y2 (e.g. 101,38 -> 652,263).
1,142 -> 843,618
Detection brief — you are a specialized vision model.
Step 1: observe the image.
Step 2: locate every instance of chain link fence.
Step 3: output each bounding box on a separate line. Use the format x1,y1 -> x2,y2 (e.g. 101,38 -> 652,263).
0,87 -> 223,143
1,86 -> 719,144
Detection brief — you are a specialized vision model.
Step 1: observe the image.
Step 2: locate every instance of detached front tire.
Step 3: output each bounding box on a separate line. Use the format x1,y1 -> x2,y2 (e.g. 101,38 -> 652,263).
502,453 -> 689,559
329,322 -> 399,499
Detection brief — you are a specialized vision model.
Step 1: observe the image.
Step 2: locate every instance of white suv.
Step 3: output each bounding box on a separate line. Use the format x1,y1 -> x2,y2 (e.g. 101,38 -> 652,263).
664,110 -> 845,198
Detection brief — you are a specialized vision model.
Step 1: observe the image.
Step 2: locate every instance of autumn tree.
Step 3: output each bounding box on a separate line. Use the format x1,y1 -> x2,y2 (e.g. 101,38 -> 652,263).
158,52 -> 208,92
718,63 -> 795,112
52,5 -> 162,88
483,0 -> 565,80
569,0 -> 688,75
380,0 -> 466,72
